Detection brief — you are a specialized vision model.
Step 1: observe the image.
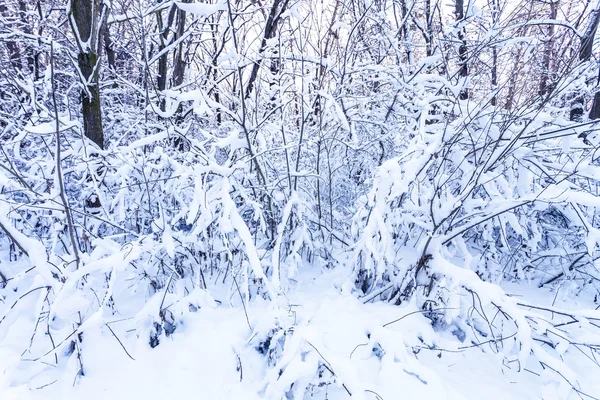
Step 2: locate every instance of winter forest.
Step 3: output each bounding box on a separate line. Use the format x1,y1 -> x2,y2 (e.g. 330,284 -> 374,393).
2,0 -> 600,398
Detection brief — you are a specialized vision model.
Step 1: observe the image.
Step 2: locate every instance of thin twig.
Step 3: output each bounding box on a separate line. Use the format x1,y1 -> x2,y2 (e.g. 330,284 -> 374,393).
50,42 -> 81,270
105,323 -> 136,360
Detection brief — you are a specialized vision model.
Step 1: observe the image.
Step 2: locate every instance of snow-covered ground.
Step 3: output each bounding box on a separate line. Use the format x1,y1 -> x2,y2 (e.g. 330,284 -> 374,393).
1,268 -> 598,400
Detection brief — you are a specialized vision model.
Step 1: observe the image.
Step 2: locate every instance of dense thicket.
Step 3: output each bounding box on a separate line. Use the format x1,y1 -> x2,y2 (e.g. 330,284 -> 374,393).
2,0 -> 600,397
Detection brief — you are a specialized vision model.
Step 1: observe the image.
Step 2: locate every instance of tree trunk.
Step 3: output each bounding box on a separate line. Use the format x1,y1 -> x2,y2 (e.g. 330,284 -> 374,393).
172,1 -> 188,89
78,53 -> 104,149
572,0 -> 600,121
588,2 -> 600,119
590,67 -> 600,119
400,0 -> 413,66
539,0 -> 557,97
425,0 -> 433,57
455,0 -> 468,100
156,3 -> 178,110
489,0 -> 499,106
104,26 -> 116,72
0,4 -> 24,72
70,0 -> 105,149
172,1 -> 189,150
244,0 -> 290,99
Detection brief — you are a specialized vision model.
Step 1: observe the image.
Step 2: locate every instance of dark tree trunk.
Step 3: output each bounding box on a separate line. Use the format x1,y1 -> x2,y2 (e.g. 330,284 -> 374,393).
156,3 -> 178,113
78,52 -> 104,149
489,0 -> 499,106
210,15 -> 222,124
491,45 -> 497,106
104,26 -> 116,72
425,0 -> 433,57
580,6 -> 600,62
572,1 -> 600,121
172,1 -> 188,89
19,0 -> 35,75
244,0 -> 290,99
0,4 -> 24,72
590,67 -> 600,119
70,0 -> 105,149
400,0 -> 412,65
172,1 -> 189,151
539,1 -> 557,97
588,3 -> 600,119
455,0 -> 468,100
33,0 -> 43,80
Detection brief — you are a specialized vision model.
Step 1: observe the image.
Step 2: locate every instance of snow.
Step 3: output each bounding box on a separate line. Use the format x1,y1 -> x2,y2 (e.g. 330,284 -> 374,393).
1,268 -> 597,400
25,120 -> 79,135
120,129 -> 170,153
4,0 -> 600,399
175,1 -> 227,17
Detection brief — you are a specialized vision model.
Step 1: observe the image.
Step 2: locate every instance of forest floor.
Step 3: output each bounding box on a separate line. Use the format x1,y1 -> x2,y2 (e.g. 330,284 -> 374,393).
1,267 -> 598,400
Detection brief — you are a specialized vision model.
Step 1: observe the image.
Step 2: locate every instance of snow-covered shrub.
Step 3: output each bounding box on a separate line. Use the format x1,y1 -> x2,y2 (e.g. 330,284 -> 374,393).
350,68 -> 600,395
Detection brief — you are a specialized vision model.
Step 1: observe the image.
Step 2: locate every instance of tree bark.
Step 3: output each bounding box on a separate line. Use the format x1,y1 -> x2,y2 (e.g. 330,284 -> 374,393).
104,26 -> 116,72
172,1 -> 188,89
172,1 -> 189,150
156,3 -> 178,112
70,0 -> 105,149
539,0 -> 557,97
489,0 -> 499,106
0,4 -> 24,72
590,68 -> 600,119
400,0 -> 413,66
588,1 -> 600,119
455,0 -> 468,100
425,0 -> 433,57
244,0 -> 290,99
572,0 -> 600,121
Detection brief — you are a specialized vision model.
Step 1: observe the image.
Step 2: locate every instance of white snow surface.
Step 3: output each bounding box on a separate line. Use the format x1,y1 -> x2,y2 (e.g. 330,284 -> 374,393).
0,268 -> 598,400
